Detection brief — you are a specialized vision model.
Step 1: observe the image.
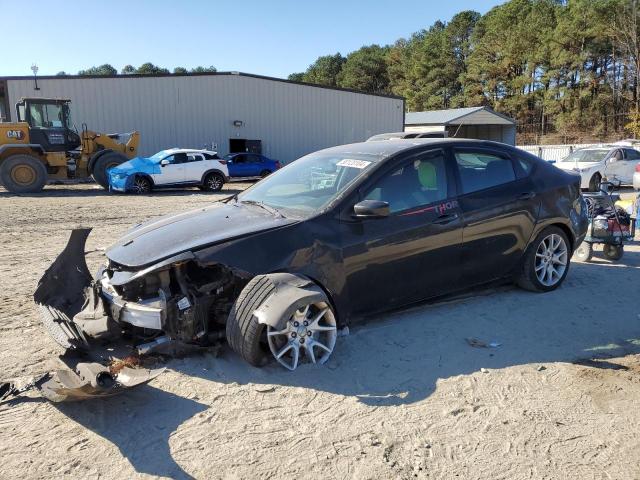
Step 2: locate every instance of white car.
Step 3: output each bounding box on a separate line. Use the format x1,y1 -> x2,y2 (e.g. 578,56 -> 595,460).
108,148 -> 230,193
555,146 -> 640,191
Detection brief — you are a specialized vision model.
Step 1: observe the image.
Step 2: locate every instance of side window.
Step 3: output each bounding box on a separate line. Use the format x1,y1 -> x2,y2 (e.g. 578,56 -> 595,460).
187,154 -> 203,162
164,153 -> 188,164
364,150 -> 448,214
203,153 -> 220,160
234,154 -> 246,164
624,148 -> 640,160
454,150 -> 516,194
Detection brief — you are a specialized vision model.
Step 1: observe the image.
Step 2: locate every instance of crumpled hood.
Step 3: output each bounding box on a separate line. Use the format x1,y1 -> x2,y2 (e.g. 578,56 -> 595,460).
106,202 -> 298,268
110,156 -> 160,175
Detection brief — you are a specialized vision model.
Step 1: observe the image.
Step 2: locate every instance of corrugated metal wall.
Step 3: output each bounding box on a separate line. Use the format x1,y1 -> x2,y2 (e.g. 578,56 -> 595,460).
7,74 -> 404,160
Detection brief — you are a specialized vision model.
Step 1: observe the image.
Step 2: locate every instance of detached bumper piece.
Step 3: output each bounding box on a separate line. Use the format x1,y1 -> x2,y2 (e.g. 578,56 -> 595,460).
32,228 -> 165,402
38,363 -> 164,403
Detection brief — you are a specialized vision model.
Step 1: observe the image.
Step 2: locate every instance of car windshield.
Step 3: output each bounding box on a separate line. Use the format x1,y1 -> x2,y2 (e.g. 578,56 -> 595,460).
560,149 -> 609,163
149,150 -> 170,161
223,154 -> 235,160
237,150 -> 380,216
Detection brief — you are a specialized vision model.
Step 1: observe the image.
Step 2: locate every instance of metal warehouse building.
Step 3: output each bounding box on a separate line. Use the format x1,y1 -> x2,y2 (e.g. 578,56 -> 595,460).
0,72 -> 404,161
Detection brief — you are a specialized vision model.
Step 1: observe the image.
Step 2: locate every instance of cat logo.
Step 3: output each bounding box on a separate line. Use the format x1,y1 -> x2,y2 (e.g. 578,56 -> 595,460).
6,130 -> 25,140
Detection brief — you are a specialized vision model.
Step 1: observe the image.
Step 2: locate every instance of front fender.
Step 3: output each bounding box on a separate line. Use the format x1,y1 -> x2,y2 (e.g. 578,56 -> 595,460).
252,273 -> 328,329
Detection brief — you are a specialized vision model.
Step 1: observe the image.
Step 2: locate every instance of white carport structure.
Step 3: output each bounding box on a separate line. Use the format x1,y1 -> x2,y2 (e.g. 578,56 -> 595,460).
405,106 -> 516,145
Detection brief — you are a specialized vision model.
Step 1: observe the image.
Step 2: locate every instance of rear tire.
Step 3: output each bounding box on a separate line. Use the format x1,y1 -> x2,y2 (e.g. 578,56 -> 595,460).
203,172 -> 224,192
0,154 -> 47,193
516,226 -> 571,292
574,242 -> 593,262
92,152 -> 127,189
226,276 -> 276,367
603,244 -> 623,261
588,173 -> 602,192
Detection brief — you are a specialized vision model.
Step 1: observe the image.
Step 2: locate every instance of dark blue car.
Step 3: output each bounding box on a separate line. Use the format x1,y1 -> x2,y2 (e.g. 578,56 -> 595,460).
224,153 -> 281,178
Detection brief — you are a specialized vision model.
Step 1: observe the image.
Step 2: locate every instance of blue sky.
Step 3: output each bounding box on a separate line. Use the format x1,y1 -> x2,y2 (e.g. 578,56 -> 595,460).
3,0 -> 503,78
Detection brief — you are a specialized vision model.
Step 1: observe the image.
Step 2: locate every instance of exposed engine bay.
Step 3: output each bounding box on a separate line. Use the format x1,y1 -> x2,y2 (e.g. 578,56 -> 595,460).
28,228 -> 251,402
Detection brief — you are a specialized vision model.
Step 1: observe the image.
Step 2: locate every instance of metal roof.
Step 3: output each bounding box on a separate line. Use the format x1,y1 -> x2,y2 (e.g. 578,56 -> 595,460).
405,106 -> 515,126
1,71 -> 404,100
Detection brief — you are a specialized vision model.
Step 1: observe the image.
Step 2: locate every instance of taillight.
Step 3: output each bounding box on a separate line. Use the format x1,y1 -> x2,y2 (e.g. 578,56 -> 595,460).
219,160 -> 227,165
275,161 -> 281,169
635,163 -> 640,172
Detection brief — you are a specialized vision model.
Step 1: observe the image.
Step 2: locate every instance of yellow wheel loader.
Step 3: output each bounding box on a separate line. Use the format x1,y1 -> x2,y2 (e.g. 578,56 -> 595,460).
0,97 -> 139,193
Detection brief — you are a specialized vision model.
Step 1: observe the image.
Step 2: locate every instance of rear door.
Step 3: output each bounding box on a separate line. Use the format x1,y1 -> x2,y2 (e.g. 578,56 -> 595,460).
185,153 -> 207,183
341,148 -> 464,314
453,147 -> 539,287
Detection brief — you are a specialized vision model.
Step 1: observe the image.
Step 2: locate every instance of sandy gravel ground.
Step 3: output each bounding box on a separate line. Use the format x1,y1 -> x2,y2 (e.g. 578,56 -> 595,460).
1,184 -> 639,480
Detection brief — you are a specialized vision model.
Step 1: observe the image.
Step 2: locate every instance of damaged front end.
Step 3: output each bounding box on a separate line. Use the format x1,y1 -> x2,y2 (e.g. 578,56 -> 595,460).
32,228 -> 245,402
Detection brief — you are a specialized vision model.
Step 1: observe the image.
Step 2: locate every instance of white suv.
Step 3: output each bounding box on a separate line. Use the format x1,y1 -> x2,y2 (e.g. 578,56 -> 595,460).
108,148 -> 230,194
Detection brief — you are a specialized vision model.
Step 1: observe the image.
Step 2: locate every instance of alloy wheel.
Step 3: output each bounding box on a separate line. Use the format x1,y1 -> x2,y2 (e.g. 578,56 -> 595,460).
266,302 -> 337,371
133,177 -> 150,194
534,233 -> 568,287
207,175 -> 222,191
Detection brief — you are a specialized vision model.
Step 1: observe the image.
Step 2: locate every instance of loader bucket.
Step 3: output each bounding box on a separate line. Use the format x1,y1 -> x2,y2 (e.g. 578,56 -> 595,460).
34,228 -> 93,350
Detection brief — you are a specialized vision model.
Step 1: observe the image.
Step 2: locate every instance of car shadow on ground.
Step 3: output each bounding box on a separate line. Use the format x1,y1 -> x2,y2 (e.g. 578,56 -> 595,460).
180,247 -> 640,407
53,386 -> 207,479
54,248 -> 640,478
0,186 -> 245,198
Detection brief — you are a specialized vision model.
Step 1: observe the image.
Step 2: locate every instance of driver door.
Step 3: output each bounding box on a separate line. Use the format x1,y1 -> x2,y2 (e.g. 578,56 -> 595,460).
341,148 -> 463,315
154,153 -> 187,185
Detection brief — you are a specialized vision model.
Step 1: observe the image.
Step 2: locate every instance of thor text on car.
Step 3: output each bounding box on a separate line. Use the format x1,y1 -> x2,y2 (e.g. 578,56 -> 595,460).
554,146 -> 640,191
108,148 -> 229,193
36,139 -> 588,373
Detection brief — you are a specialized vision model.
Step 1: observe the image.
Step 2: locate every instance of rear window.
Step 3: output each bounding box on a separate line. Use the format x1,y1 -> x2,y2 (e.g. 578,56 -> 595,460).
204,153 -> 220,160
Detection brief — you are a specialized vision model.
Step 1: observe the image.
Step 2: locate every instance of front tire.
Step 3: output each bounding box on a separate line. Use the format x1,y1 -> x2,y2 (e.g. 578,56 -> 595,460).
92,152 -> 127,189
226,275 -> 338,370
516,226 -> 571,292
0,154 -> 48,193
131,176 -> 152,194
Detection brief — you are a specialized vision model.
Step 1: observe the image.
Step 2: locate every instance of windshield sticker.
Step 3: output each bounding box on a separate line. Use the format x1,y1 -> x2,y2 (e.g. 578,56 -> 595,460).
337,159 -> 372,169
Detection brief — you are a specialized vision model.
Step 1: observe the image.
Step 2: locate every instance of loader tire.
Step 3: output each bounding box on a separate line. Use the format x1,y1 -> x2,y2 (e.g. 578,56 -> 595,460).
226,276 -> 276,367
92,152 -> 127,189
0,154 -> 47,193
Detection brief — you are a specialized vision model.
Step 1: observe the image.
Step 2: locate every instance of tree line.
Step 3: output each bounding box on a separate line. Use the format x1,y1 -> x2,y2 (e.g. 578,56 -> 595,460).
56,63 -> 217,77
289,0 -> 640,144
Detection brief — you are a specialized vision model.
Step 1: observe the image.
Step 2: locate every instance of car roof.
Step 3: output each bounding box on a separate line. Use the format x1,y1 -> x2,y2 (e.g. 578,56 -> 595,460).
161,148 -> 218,155
314,138 -> 514,161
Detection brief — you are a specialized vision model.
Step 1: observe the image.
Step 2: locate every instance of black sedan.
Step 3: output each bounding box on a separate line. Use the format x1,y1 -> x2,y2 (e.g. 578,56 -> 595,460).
36,139 -> 588,376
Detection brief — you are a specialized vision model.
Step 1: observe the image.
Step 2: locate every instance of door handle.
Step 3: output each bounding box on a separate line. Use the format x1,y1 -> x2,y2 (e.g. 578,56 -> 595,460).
432,213 -> 459,225
519,191 -> 536,200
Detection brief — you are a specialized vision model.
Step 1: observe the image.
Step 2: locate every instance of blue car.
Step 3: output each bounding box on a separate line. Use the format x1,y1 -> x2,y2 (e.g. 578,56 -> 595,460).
224,153 -> 281,179
108,149 -> 229,194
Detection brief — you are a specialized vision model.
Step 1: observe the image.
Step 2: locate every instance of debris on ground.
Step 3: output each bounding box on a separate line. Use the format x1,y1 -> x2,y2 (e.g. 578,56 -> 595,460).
537,365 -> 547,371
480,368 -> 490,374
338,326 -> 350,337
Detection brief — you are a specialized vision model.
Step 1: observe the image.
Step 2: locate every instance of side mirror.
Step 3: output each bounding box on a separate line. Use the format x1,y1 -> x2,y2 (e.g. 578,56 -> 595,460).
160,159 -> 170,167
353,200 -> 390,218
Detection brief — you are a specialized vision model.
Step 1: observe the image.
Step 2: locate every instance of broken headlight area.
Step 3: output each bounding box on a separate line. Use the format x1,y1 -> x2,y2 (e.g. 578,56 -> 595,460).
101,258 -> 243,352
31,228 -> 246,402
